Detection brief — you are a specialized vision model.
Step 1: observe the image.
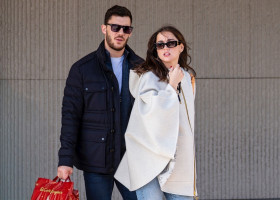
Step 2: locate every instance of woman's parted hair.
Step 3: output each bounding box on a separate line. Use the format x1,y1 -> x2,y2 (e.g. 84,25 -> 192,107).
134,26 -> 196,82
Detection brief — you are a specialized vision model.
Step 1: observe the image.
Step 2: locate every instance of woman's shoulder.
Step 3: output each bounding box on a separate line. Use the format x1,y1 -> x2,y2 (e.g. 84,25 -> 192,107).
139,71 -> 167,91
130,70 -> 159,85
182,69 -> 192,82
142,71 -> 159,80
129,70 -> 161,96
140,71 -> 161,85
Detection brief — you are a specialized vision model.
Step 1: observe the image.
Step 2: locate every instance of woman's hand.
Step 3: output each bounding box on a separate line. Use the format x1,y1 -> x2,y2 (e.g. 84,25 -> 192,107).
168,64 -> 184,91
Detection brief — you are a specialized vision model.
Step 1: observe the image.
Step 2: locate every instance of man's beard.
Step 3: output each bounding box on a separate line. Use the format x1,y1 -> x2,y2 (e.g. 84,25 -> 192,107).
106,33 -> 128,51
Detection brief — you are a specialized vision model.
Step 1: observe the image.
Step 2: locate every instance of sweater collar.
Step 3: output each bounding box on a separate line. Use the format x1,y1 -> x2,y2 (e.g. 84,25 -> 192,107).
96,40 -> 142,71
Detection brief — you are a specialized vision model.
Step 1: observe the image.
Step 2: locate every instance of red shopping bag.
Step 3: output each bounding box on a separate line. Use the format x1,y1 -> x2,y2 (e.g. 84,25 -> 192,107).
31,176 -> 79,200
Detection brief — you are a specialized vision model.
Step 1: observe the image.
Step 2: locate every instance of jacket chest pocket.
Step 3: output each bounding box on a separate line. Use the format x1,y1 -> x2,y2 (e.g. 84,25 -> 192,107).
84,82 -> 107,111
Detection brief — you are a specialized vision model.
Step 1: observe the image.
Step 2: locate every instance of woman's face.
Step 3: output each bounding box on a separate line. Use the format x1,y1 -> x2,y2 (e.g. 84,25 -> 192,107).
155,31 -> 184,69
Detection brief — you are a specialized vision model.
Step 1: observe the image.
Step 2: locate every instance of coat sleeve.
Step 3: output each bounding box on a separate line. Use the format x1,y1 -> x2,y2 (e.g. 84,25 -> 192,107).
126,72 -> 180,159
58,64 -> 84,167
115,72 -> 181,190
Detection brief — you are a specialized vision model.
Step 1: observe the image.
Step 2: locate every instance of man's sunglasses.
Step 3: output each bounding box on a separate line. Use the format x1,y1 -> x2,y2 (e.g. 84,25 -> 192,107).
155,41 -> 181,50
107,24 -> 133,34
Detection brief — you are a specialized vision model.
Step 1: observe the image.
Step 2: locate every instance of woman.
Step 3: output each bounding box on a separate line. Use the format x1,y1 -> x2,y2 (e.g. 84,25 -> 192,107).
115,26 -> 197,200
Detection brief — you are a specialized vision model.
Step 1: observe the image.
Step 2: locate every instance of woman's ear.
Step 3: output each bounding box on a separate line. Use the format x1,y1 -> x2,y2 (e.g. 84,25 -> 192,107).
180,44 -> 184,52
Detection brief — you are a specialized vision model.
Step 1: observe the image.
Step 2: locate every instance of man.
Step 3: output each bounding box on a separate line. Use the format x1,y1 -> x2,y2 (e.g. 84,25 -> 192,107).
57,5 -> 143,200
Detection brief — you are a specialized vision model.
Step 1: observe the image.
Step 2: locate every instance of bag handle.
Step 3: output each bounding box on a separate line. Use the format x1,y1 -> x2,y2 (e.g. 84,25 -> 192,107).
53,176 -> 71,182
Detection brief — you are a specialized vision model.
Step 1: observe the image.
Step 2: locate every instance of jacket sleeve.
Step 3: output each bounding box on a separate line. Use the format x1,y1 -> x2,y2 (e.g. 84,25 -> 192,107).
58,64 -> 84,167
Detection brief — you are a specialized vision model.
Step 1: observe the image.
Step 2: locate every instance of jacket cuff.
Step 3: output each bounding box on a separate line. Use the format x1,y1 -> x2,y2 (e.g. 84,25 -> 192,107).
58,156 -> 74,168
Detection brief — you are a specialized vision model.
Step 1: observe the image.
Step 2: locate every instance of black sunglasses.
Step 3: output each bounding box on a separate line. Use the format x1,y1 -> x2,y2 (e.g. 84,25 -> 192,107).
155,41 -> 181,49
107,24 -> 133,34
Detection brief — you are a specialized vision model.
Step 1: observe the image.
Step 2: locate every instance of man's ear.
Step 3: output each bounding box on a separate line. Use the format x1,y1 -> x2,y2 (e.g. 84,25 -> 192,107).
101,24 -> 106,35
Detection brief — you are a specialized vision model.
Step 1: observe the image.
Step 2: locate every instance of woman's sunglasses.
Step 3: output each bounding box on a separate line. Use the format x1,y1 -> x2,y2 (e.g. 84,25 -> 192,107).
155,41 -> 181,50
107,24 -> 133,34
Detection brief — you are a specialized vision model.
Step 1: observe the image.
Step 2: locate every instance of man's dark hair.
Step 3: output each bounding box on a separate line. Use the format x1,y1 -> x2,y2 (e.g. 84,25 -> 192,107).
104,5 -> 132,25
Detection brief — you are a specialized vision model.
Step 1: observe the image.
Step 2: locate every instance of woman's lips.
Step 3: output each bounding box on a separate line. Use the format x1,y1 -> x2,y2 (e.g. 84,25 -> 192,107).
163,52 -> 170,57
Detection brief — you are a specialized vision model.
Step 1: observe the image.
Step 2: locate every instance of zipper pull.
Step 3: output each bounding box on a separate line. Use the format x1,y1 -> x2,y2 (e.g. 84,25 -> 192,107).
178,94 -> 181,104
177,82 -> 182,104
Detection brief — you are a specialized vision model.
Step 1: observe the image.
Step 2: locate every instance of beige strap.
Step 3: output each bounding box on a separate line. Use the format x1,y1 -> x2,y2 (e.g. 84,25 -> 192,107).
182,85 -> 198,200
190,74 -> 195,95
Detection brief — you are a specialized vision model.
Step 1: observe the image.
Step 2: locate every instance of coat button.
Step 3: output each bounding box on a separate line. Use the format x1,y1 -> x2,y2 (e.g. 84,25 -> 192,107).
111,107 -> 115,112
85,88 -> 88,91
120,97 -> 122,103
109,168 -> 114,172
110,148 -> 115,153
111,87 -> 114,91
111,129 -> 115,133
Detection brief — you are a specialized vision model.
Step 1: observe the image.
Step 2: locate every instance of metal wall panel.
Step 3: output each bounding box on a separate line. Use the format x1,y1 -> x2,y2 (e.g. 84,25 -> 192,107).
78,0 -> 136,59
134,0 -> 193,58
250,0 -> 280,77
0,80 -> 32,199
194,0 -> 251,78
1,0 -> 280,199
0,0 -> 79,80
248,79 -> 280,198
195,79 -> 280,199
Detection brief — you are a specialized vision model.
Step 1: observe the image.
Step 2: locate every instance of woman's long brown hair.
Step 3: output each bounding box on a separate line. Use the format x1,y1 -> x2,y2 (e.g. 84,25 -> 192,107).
134,26 -> 196,82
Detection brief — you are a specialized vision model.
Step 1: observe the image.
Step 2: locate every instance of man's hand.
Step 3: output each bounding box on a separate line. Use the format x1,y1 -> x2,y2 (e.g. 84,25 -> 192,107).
57,166 -> 73,180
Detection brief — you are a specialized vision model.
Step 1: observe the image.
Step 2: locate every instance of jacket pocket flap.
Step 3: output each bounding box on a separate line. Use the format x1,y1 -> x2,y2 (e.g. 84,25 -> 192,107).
81,130 -> 107,142
84,82 -> 107,92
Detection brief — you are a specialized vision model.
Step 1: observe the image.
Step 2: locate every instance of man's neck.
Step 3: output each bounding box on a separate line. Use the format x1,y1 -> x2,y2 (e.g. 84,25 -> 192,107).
104,42 -> 125,58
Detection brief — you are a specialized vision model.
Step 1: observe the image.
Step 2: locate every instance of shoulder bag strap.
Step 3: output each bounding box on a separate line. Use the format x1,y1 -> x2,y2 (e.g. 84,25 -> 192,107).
181,75 -> 198,199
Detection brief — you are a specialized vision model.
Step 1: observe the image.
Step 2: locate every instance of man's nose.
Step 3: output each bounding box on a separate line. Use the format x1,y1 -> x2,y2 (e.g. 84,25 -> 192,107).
118,28 -> 125,35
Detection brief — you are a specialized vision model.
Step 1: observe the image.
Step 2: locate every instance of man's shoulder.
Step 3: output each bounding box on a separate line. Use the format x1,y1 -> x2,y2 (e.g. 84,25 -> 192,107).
72,50 -> 98,69
125,45 -> 144,65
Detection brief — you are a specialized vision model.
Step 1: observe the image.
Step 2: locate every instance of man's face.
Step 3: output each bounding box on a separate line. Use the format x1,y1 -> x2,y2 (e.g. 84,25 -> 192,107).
102,16 -> 132,51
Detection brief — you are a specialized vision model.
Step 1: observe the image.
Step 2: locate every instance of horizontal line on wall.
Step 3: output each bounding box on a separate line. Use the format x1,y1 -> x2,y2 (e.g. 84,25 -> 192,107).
197,77 -> 280,80
204,198 -> 280,200
0,79 -> 67,80
1,77 -> 280,81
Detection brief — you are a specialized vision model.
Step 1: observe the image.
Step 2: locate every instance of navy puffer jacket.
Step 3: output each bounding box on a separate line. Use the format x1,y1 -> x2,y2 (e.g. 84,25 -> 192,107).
58,41 -> 143,174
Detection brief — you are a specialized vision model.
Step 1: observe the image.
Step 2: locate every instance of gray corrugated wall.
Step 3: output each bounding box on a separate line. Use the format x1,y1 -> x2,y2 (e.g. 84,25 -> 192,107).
0,0 -> 279,199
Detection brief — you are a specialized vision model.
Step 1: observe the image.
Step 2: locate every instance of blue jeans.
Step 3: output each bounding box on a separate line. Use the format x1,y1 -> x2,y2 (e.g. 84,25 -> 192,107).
136,178 -> 193,200
83,171 -> 137,200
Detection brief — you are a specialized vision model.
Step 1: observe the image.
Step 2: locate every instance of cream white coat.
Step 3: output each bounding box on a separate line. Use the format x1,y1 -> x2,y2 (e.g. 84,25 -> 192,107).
114,70 -> 196,196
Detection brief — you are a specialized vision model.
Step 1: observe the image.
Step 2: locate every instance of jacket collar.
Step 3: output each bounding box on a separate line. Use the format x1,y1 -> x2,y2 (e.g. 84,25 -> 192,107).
96,40 -> 143,71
